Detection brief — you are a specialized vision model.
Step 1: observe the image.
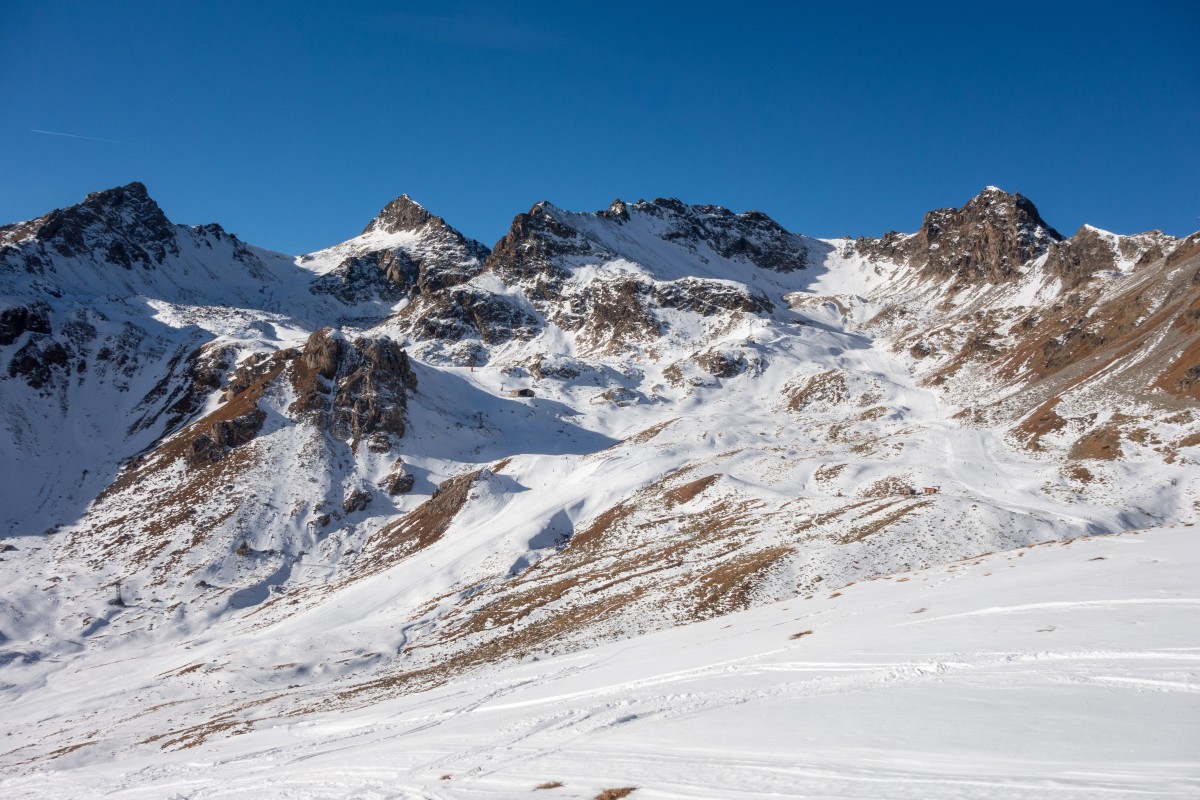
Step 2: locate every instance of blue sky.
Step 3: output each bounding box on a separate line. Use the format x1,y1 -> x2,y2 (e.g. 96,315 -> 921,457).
2,1 -> 1197,254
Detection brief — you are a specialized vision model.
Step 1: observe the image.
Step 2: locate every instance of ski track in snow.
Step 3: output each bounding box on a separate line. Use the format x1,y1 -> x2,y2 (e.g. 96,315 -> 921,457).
2,527 -> 1198,799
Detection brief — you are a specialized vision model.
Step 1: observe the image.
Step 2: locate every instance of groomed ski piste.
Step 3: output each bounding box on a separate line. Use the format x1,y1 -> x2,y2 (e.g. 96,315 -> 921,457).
1,524 -> 1197,799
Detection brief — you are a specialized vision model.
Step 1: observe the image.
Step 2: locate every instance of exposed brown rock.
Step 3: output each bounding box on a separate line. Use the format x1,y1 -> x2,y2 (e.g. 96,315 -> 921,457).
342,489 -> 372,514
1044,226 -> 1117,290
289,328 -> 417,448
377,470 -> 415,496
696,349 -> 748,378
185,408 -> 267,468
858,187 -> 1061,285
653,278 -> 773,316
310,196 -> 490,304
0,182 -> 179,269
362,195 -> 436,235
787,370 -> 849,410
554,277 -> 660,354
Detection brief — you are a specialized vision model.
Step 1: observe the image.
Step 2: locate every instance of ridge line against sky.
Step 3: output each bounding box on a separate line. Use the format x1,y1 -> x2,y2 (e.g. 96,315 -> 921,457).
2,0 -> 1197,255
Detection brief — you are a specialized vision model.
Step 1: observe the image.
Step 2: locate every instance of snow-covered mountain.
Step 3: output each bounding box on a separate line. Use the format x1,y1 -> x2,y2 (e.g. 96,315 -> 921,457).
1,183 -> 1197,794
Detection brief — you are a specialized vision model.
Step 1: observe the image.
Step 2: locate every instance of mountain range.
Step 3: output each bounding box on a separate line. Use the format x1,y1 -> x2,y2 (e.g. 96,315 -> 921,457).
1,182 -> 1198,794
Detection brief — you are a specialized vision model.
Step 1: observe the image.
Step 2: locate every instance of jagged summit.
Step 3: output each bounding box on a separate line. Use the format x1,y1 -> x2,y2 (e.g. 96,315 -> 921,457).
361,194 -> 440,235
304,194 -> 490,306
853,186 -> 1064,284
956,185 -> 1061,236
486,195 -> 813,286
0,181 -> 179,268
914,186 -> 1062,282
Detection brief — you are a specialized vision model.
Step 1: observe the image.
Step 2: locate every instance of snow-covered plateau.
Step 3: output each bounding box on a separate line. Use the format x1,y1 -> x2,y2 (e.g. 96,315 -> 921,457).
1,183 -> 1197,797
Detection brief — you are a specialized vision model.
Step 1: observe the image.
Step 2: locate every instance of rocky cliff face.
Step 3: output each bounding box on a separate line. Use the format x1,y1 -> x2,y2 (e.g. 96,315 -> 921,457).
384,196 -> 814,360
290,327 -> 417,449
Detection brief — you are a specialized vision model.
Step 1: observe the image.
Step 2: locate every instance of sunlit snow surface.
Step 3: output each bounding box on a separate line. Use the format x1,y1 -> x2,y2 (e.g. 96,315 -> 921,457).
2,526 -> 1197,799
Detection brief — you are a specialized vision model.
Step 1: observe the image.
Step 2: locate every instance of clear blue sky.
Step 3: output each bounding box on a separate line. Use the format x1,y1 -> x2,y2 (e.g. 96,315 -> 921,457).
2,1 -> 1197,254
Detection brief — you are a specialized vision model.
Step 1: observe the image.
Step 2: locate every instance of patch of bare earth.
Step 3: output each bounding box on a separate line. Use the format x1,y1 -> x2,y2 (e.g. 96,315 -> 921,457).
786,370 -> 848,410
1014,399 -> 1067,451
357,469 -> 483,572
1069,421 -> 1124,461
595,789 -> 638,800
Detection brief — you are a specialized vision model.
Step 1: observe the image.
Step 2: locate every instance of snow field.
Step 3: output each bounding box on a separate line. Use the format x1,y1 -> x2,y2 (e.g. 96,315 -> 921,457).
2,525 -> 1196,799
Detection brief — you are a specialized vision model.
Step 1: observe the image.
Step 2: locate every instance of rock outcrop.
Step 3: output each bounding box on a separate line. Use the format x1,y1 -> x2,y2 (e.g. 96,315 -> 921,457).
290,328 -> 417,449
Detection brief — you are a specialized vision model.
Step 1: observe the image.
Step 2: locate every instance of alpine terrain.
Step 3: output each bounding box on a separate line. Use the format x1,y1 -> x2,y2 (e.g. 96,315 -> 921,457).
1,183 -> 1197,798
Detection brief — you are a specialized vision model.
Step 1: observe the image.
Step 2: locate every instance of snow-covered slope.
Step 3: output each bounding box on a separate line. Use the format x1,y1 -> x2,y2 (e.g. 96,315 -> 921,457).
1,183 -> 1198,791
3,525 -> 1196,799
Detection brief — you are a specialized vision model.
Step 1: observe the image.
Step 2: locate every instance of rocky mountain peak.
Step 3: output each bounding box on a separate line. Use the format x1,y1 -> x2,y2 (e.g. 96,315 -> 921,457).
361,194 -> 438,235
307,196 -> 490,305
633,198 -> 810,273
599,199 -> 630,222
0,181 -> 179,269
856,186 -> 1063,285
957,186 -> 1058,232
484,202 -> 587,284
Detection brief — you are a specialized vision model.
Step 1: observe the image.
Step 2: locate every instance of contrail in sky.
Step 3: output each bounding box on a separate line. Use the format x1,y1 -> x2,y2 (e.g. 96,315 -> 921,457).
29,128 -> 137,145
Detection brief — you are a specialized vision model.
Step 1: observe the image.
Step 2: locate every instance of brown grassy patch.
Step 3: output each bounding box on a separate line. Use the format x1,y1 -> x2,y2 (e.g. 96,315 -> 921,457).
857,405 -> 887,421
336,586 -> 650,704
569,501 -> 637,551
859,475 -> 913,498
44,741 -> 96,760
813,463 -> 847,483
787,370 -> 848,410
614,419 -> 675,448
161,661 -> 206,678
1153,337 -> 1200,401
1176,432 -> 1200,449
842,500 -> 931,543
663,474 -> 721,506
1064,463 -> 1094,483
360,469 -> 482,570
535,781 -> 565,790
1014,399 -> 1067,451
595,789 -> 637,800
689,546 -> 792,619
1069,423 -> 1123,461
140,695 -> 282,751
